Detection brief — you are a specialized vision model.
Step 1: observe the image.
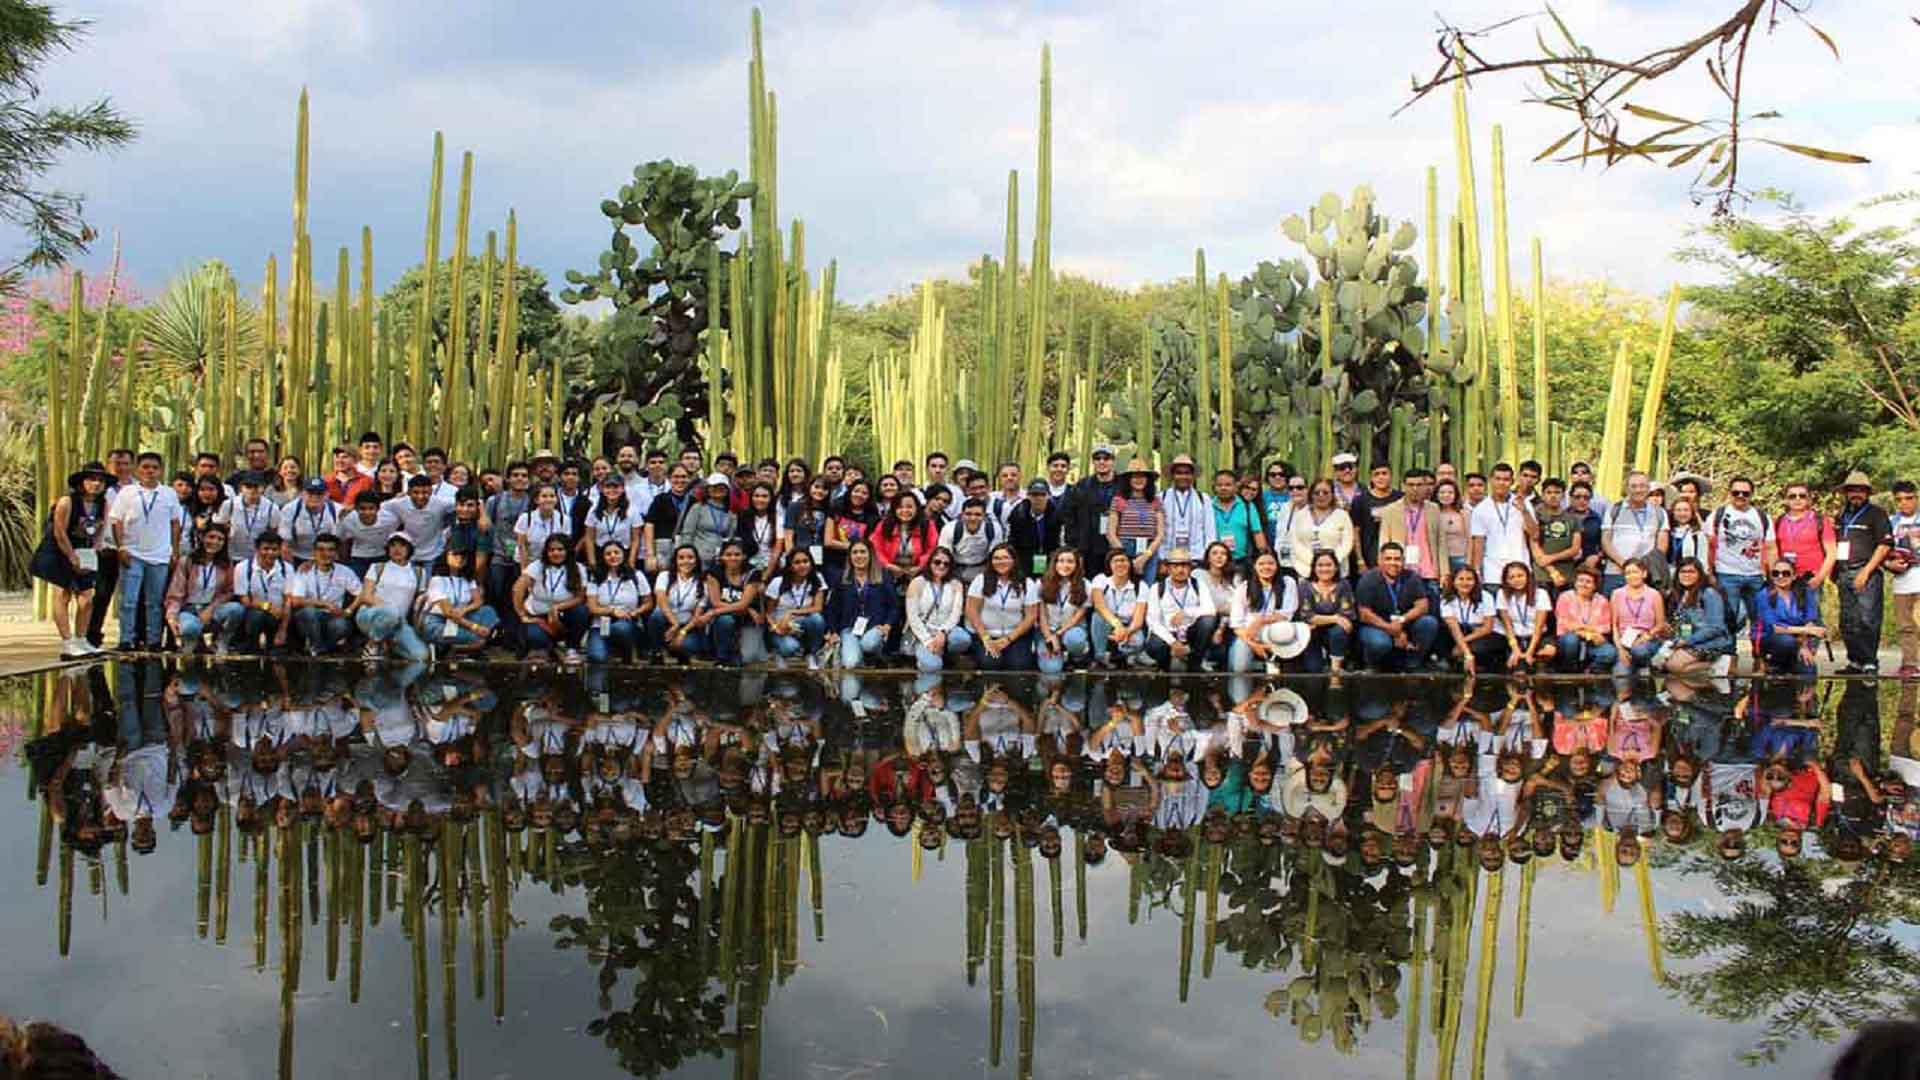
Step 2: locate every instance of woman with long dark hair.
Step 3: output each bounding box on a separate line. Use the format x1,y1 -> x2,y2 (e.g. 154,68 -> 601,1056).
1440,564 -> 1502,674
1035,547 -> 1091,674
763,546 -> 829,667
966,542 -> 1038,670
826,478 -> 878,580
649,543 -> 711,661
514,534 -> 589,663
703,539 -> 764,664
1660,556 -> 1731,675
1295,550 -> 1355,673
32,461 -> 110,658
873,490 -> 939,584
1229,549 -> 1304,673
1105,458 -> 1164,584
423,544 -> 498,655
828,538 -> 898,668
904,546 -> 970,671
777,458 -> 814,512
584,540 -> 649,663
581,475 -> 640,571
163,521 -> 232,654
737,481 -> 785,574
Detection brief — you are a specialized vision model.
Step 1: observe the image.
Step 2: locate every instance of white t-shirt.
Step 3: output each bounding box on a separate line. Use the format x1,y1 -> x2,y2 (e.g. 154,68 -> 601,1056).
1497,587 -> 1552,638
425,574 -> 482,613
1035,582 -> 1089,633
591,575 -> 646,613
521,562 -> 583,615
515,509 -> 573,565
764,573 -> 825,620
1891,512 -> 1920,596
335,510 -> 393,560
290,562 -> 361,607
1469,495 -> 1532,584
968,575 -> 1038,636
1440,593 -> 1496,630
1230,578 -> 1298,629
364,560 -> 422,616
216,496 -> 277,562
654,571 -> 706,620
231,558 -> 292,608
585,505 -> 641,550
110,483 -> 181,563
1602,501 -> 1667,574
1707,505 -> 1771,578
277,499 -> 341,561
1091,574 -> 1146,621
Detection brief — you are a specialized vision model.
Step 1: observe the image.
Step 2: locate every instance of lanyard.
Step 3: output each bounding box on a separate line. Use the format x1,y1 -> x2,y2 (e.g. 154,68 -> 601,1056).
671,577 -> 700,611
597,578 -> 628,607
1382,576 -> 1402,613
249,560 -> 281,596
312,565 -> 339,598
927,582 -> 945,612
1841,504 -> 1870,533
197,562 -> 218,597
1167,581 -> 1194,610
303,503 -> 331,539
754,517 -> 773,545
443,577 -> 470,606
542,566 -> 568,598
241,500 -> 265,536
1169,490 -> 1201,536
1492,498 -> 1513,535
138,487 -> 161,524
1622,590 -> 1650,624
1406,504 -> 1424,537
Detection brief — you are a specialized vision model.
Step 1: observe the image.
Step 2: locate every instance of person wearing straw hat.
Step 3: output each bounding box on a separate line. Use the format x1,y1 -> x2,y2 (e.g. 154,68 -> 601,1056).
1160,454 -> 1215,555
33,461 -> 112,658
1145,546 -> 1216,671
1834,470 -> 1893,674
1106,457 -> 1164,584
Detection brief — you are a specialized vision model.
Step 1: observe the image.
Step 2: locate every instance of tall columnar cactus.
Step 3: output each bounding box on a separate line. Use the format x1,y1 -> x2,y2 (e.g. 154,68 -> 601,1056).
1635,284 -> 1681,474
1489,125 -> 1521,465
439,151 -> 474,453
1215,272 -> 1234,471
1013,45 -> 1053,473
1531,237 -> 1549,470
409,133 -> 444,447
1192,249 -> 1211,474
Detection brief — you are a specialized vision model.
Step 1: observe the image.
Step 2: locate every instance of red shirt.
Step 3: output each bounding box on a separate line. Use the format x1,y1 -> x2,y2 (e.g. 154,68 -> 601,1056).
326,470 -> 372,508
1773,511 -> 1834,575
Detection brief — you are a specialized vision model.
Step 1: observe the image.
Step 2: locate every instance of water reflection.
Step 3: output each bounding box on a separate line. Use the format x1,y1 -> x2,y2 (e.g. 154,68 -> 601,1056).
5,662 -> 1918,1078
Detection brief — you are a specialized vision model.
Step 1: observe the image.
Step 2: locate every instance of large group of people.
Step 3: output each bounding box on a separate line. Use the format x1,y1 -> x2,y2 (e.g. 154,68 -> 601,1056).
31,433 -> 1918,677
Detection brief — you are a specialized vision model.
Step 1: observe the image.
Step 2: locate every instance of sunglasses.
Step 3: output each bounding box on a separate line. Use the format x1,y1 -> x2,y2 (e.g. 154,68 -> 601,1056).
1787,492 -> 1808,499
1266,471 -> 1285,479
1731,490 -> 1753,498
1289,483 -> 1307,491
1770,569 -> 1795,578
930,559 -> 952,567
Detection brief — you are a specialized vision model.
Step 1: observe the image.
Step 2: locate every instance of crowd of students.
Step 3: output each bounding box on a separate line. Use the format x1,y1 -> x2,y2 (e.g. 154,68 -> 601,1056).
30,432 -> 1919,676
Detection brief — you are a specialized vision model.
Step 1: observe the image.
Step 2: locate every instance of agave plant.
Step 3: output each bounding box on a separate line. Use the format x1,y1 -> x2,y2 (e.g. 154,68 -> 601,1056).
141,260 -> 261,380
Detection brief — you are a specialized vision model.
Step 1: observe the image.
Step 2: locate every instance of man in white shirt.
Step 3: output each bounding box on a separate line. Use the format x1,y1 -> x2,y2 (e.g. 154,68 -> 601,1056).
1600,471 -> 1670,594
1160,454 -> 1215,553
1468,462 -> 1536,590
939,498 -> 1000,583
219,529 -> 293,654
1708,476 -> 1775,651
1146,547 -> 1216,672
278,478 -> 342,564
289,533 -> 362,656
215,470 -> 277,563
109,451 -> 182,650
987,463 -> 1024,531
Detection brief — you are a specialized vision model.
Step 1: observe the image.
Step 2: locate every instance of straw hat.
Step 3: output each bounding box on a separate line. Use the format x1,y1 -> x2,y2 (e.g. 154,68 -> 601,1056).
1168,454 -> 1198,473
1122,457 -> 1158,479
1841,470 -> 1873,491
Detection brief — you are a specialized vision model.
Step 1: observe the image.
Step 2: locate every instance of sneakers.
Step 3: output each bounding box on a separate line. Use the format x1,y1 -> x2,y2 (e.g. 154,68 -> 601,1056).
562,648 -> 584,665
59,637 -> 91,659
1711,654 -> 1733,678
806,654 -> 821,671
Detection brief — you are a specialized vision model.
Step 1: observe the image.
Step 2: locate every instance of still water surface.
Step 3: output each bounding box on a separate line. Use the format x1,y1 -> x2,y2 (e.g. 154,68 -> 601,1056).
2,662 -> 1917,1079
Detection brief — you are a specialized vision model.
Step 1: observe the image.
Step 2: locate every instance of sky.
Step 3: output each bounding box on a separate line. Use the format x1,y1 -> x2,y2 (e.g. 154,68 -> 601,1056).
12,0 -> 1918,308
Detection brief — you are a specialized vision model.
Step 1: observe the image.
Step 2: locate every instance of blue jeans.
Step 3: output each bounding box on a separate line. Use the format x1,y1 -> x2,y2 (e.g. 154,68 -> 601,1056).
117,557 -> 167,648
839,626 -> 890,668
521,605 -> 588,653
218,602 -> 279,652
1298,624 -> 1351,673
1720,574 -> 1765,638
646,610 -> 708,659
709,612 -> 749,664
912,626 -> 972,672
1036,625 -> 1090,674
1147,616 -> 1218,672
585,616 -> 642,663
354,606 -> 428,661
769,612 -> 827,659
176,603 -> 217,649
1555,631 -> 1618,673
1357,616 -> 1439,672
1601,574 -> 1626,597
974,632 -> 1035,671
421,605 -> 499,650
293,606 -> 355,654
1759,631 -> 1816,674
1615,638 -> 1664,674
1090,616 -> 1149,664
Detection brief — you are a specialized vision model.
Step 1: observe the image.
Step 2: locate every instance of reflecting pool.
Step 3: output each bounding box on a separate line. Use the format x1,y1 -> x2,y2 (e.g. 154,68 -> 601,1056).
2,662 -> 1916,1078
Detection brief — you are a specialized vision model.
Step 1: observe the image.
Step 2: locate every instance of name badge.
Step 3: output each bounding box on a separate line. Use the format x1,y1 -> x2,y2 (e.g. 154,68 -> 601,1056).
1403,544 -> 1421,566
1100,513 -> 1113,537
1032,554 -> 1047,575
1835,541 -> 1851,561
852,616 -> 870,637
442,619 -> 462,640
849,699 -> 868,719
809,544 -> 824,565
597,615 -> 612,636
76,549 -> 98,572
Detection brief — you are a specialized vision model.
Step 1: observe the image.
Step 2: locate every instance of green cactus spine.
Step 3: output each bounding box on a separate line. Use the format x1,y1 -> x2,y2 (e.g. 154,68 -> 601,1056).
409,133 -> 444,445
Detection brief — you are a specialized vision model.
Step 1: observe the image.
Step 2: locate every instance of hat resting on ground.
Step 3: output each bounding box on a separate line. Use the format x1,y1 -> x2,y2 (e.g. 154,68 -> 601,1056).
1257,620 -> 1313,661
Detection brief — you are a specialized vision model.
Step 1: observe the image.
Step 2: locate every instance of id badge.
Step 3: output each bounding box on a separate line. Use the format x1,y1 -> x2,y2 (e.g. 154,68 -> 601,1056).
1032,554 -> 1047,575
597,615 -> 612,636
1224,534 -> 1238,552
809,544 -> 824,565
852,616 -> 870,637
76,549 -> 98,572
442,619 -> 462,640
596,693 -> 611,713
1100,513 -> 1113,537
850,699 -> 868,719
1835,540 -> 1851,561
1403,544 -> 1420,566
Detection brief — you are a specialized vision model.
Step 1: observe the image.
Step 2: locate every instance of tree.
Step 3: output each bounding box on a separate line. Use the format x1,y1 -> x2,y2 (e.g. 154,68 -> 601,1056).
379,258 -> 563,364
1400,1 -> 1869,215
560,160 -> 754,453
0,0 -> 136,292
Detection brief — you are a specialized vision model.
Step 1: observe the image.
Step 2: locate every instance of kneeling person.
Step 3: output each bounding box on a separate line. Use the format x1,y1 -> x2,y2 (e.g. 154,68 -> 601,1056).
289,534 -> 361,656
221,529 -> 293,654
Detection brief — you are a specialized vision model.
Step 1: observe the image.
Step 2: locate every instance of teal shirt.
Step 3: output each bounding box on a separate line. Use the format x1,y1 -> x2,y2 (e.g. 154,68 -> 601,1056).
1213,497 -> 1262,559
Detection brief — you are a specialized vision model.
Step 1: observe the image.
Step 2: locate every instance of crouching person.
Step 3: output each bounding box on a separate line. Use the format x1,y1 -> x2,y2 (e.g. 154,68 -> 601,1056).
166,523 -> 233,653
221,529 -> 293,654
421,543 -> 498,657
289,533 -> 362,656
350,534 -> 429,662
583,541 -> 648,663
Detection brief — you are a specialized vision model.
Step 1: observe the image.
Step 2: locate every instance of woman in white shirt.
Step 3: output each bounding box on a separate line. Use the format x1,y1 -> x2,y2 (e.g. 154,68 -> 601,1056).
1197,541 -> 1242,670
584,540 -> 649,663
1034,548 -> 1090,674
648,543 -> 710,661
965,543 -> 1038,671
1495,561 -> 1557,670
580,477 -> 640,570
1287,479 -> 1354,578
348,534 -> 429,662
514,485 -> 572,568
420,544 -> 497,655
513,535 -> 589,663
904,546 -> 970,671
1229,550 -> 1303,673
762,547 -> 829,667
1440,565 -> 1504,675
1089,548 -> 1150,667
